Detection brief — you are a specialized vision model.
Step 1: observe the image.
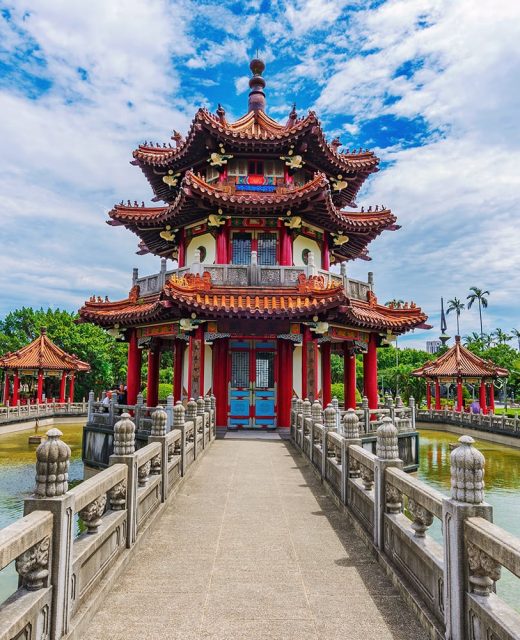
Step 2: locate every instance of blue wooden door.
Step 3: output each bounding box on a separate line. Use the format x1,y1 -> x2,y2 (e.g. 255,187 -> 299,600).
253,342 -> 276,428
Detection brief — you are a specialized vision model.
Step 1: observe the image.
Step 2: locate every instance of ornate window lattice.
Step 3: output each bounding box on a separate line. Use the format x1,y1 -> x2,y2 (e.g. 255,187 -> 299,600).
232,233 -> 252,265
258,233 -> 277,265
256,352 -> 275,388
231,351 -> 250,388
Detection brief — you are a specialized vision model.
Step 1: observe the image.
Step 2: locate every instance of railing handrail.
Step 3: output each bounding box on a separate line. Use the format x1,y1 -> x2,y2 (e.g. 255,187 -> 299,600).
386,467 -> 444,519
465,517 -> 520,579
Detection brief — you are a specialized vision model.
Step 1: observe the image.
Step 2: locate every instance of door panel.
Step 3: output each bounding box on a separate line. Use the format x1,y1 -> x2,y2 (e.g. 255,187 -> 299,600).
229,349 -> 251,427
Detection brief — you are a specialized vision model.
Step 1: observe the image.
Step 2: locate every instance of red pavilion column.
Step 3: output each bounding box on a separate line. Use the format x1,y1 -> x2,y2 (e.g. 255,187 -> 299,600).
12,371 -> 19,405
177,228 -> 186,268
343,344 -> 357,410
59,371 -> 67,403
321,233 -> 330,271
68,373 -> 75,402
146,347 -> 161,407
489,383 -> 495,413
426,381 -> 432,410
321,341 -> 332,407
435,379 -> 441,410
279,226 -> 293,266
173,339 -> 185,403
302,326 -> 318,401
187,326 -> 204,399
479,380 -> 487,414
456,378 -> 463,412
212,338 -> 229,427
363,333 -> 378,409
126,328 -> 142,405
216,224 -> 229,263
277,339 -> 293,427
3,372 -> 10,405
37,369 -> 44,404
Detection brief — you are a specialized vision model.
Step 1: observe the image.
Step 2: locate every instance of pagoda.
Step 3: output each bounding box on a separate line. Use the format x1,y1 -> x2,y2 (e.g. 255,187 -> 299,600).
0,327 -> 90,404
412,335 -> 508,413
79,58 -> 428,429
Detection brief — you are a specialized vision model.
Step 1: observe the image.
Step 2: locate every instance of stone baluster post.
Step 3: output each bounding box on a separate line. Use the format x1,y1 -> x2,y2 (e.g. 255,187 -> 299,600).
135,392 -> 144,429
165,394 -> 174,432
210,395 -> 216,433
295,398 -> 303,447
331,396 -> 340,431
23,429 -> 73,639
343,409 -> 362,504
442,436 -> 492,640
87,390 -> 94,422
109,413 -> 136,547
362,395 -> 370,433
374,417 -> 403,550
173,401 -> 187,475
302,398 -> 312,446
148,406 -> 168,502
323,404 -> 336,477
290,396 -> 297,434
386,394 -> 395,423
187,398 -> 198,459
409,396 -> 416,431
311,400 -> 323,425
192,248 -> 202,276
204,396 -> 212,440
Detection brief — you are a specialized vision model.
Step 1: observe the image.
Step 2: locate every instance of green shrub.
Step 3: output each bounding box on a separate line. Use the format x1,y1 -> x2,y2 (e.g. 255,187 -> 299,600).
330,383 -> 361,404
142,383 -> 173,402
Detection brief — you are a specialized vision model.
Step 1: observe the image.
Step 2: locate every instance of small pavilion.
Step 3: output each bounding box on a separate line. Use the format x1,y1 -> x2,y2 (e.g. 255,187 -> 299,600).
412,335 -> 508,413
0,327 -> 90,405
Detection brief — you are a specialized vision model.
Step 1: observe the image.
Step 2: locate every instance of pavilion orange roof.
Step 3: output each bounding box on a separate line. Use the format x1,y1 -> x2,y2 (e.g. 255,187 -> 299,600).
0,328 -> 91,372
79,273 -> 427,335
412,336 -> 508,379
108,172 -> 397,262
132,108 -> 379,204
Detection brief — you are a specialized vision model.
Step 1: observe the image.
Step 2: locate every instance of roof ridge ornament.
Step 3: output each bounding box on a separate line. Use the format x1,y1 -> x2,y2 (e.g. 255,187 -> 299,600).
248,57 -> 266,113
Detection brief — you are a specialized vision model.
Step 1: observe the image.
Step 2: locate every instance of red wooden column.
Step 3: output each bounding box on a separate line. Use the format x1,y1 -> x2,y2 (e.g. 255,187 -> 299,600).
126,328 -> 142,405
59,371 -> 67,403
321,233 -> 330,271
435,379 -> 441,410
216,223 -> 229,263
173,339 -> 185,403
489,383 -> 495,413
456,378 -> 463,411
212,338 -> 229,427
276,339 -> 293,427
187,326 -> 205,399
37,369 -> 44,404
3,373 -> 10,405
363,333 -> 378,409
302,326 -> 318,401
279,226 -> 293,266
177,229 -> 186,267
146,347 -> 161,407
12,371 -> 19,405
426,381 -> 432,410
479,380 -> 487,414
68,373 -> 75,402
321,341 -> 332,407
343,344 -> 357,410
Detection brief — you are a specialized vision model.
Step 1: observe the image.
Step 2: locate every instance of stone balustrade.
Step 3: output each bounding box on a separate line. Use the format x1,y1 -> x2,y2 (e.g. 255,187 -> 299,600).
0,394 -> 216,640
417,406 -> 520,438
0,401 -> 87,425
292,408 -> 520,640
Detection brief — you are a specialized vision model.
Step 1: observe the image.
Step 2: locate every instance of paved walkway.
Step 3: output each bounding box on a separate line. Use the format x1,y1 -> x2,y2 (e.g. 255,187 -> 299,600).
87,439 -> 429,640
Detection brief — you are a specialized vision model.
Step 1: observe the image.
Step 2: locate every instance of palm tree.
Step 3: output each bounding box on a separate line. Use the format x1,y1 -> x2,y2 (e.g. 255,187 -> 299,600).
446,298 -> 465,336
466,287 -> 490,339
493,328 -> 511,345
511,328 -> 520,351
463,332 -> 484,351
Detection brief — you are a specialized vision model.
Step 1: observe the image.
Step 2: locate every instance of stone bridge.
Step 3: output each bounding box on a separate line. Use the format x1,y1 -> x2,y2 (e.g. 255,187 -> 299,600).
1,398 -> 520,640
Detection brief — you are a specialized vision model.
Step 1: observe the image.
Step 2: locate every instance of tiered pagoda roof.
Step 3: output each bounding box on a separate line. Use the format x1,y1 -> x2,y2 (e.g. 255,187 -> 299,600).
108,172 -> 397,262
412,336 -> 508,380
0,327 -> 90,372
79,273 -> 428,333
132,108 -> 379,206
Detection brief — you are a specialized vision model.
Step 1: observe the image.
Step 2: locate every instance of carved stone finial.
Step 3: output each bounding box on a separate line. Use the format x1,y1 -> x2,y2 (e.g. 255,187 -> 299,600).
376,417 -> 399,459
113,413 -> 136,456
395,395 -> 404,408
35,429 -> 71,497
196,397 -> 205,416
302,398 -> 312,418
311,400 -> 323,423
210,394 -> 216,411
450,435 -> 485,503
173,401 -> 185,428
362,396 -> 369,410
324,404 -> 337,430
204,396 -> 212,413
186,398 -> 197,422
295,398 -> 303,414
343,409 -> 360,439
151,406 -> 167,437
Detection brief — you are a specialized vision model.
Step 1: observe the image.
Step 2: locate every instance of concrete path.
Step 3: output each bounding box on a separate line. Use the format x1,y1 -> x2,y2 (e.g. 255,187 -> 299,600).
87,439 -> 429,640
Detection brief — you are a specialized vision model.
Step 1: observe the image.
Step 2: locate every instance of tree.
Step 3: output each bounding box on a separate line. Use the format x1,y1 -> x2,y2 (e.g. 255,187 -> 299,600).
446,297 -> 465,336
510,328 -> 520,351
492,328 -> 511,345
466,287 -> 490,339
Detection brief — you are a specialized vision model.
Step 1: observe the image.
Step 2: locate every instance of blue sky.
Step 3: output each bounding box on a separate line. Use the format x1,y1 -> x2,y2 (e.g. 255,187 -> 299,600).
0,0 -> 519,349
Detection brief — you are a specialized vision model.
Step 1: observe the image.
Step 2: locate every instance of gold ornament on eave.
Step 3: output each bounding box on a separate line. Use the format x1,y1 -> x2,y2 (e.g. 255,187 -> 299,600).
160,225 -> 176,242
162,170 -> 181,188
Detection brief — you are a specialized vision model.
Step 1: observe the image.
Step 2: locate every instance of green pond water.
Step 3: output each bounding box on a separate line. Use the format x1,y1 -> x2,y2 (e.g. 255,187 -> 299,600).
0,425 -> 519,612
